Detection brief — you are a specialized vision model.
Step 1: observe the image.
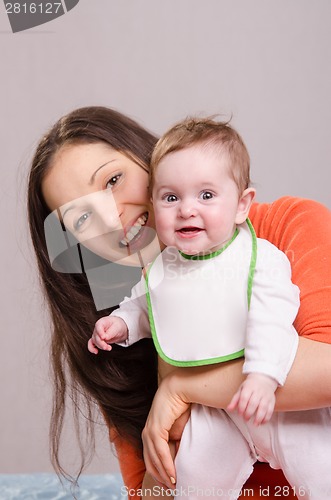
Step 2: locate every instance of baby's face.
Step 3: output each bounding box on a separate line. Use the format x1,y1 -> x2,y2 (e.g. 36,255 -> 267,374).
151,146 -> 243,256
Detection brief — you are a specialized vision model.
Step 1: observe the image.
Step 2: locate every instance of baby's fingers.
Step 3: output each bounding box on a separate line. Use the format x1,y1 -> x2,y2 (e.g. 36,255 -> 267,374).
87,338 -> 99,354
94,321 -> 109,339
91,333 -> 112,352
253,399 -> 275,426
241,394 -> 261,421
227,390 -> 241,412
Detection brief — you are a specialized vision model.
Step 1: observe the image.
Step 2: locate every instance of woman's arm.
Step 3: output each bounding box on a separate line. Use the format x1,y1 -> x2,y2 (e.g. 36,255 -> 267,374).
276,336 -> 331,410
154,336 -> 331,414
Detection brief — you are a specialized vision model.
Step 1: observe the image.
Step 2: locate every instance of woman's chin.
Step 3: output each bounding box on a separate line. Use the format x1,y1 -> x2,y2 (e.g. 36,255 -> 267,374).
79,224 -> 161,267
122,236 -> 162,267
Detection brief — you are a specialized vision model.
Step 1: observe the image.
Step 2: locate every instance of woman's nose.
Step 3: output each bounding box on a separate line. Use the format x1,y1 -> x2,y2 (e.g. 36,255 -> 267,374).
98,211 -> 122,231
95,195 -> 122,231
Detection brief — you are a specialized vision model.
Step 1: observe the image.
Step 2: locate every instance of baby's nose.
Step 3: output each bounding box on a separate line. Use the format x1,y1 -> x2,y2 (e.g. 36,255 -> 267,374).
178,199 -> 197,218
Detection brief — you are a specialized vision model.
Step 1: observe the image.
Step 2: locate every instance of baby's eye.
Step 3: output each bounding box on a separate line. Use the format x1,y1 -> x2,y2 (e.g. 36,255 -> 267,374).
74,211 -> 91,231
201,191 -> 214,200
106,174 -> 122,189
165,194 -> 178,203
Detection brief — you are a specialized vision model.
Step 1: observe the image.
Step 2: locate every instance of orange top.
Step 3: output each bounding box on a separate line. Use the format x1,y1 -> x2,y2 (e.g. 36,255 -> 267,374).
111,197 -> 331,497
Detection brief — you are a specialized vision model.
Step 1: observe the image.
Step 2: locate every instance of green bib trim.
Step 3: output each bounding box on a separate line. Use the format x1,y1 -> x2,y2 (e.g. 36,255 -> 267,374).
179,228 -> 239,260
246,218 -> 257,309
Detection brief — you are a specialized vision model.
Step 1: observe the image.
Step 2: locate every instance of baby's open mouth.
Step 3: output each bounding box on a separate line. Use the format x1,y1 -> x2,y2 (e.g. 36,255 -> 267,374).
120,213 -> 148,247
177,227 -> 203,234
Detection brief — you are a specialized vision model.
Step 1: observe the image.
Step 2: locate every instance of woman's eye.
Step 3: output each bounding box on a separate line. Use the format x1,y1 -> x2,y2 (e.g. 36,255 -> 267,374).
201,191 -> 213,200
74,211 -> 91,231
165,194 -> 178,203
106,174 -> 122,189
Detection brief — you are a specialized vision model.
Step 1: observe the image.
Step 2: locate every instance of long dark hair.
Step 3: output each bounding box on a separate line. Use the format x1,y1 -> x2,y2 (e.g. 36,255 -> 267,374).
27,106 -> 158,481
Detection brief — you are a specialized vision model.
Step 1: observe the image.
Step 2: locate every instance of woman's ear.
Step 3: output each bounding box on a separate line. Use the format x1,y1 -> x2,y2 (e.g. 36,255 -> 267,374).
235,187 -> 256,224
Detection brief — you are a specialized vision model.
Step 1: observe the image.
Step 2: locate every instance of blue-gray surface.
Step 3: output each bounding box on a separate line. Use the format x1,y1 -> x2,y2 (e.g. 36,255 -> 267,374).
0,474 -> 127,500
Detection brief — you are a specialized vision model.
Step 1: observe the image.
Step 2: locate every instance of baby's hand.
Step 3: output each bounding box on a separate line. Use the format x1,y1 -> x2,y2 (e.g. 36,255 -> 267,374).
227,373 -> 277,425
87,316 -> 128,354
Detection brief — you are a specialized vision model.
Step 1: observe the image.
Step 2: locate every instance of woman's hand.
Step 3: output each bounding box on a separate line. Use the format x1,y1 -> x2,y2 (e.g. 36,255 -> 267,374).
142,375 -> 190,489
168,408 -> 191,442
141,448 -> 177,499
141,360 -> 243,488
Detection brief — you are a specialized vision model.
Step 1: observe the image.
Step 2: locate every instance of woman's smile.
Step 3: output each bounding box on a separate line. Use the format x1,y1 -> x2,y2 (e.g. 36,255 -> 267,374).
120,212 -> 148,247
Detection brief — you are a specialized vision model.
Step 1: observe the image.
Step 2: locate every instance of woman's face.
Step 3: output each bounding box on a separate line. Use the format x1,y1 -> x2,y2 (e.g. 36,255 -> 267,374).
42,142 -> 160,267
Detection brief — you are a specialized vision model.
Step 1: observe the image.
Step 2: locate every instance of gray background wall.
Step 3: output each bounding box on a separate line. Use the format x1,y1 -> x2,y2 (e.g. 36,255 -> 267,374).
1,0 -> 330,475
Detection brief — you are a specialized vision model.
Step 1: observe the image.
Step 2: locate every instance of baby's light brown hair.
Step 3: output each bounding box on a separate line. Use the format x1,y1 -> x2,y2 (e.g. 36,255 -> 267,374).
150,116 -> 251,195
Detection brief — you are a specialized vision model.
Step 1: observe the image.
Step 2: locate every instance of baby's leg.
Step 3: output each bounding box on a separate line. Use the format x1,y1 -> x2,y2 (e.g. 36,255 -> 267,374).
274,408 -> 331,500
174,404 -> 255,500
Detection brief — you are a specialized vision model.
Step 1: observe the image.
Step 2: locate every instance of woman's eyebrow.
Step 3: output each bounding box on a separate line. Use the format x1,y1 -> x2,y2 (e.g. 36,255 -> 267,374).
61,205 -> 74,221
89,160 -> 116,185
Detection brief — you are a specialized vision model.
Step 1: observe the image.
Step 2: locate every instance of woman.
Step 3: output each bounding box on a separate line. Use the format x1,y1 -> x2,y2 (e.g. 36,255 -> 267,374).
28,106 -> 159,483
27,106 -> 331,496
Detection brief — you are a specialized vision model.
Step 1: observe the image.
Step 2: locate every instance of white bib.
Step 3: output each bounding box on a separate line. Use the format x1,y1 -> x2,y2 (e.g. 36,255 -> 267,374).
145,221 -> 257,367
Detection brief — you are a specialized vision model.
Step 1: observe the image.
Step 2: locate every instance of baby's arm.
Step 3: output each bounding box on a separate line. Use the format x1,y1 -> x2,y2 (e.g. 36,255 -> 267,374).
227,372 -> 277,425
243,240 -> 299,388
88,273 -> 151,354
88,316 -> 128,354
226,239 -> 300,425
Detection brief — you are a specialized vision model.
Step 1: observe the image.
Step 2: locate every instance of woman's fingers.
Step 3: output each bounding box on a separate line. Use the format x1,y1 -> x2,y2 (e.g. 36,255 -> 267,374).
142,430 -> 176,489
141,373 -> 191,488
168,408 -> 191,441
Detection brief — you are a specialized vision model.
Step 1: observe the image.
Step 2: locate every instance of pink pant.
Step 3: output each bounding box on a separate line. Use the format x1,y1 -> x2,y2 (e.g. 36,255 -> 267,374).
174,404 -> 331,499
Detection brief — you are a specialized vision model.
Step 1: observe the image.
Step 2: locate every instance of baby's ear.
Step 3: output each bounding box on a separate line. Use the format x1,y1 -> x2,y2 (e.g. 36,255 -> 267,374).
235,188 -> 256,224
